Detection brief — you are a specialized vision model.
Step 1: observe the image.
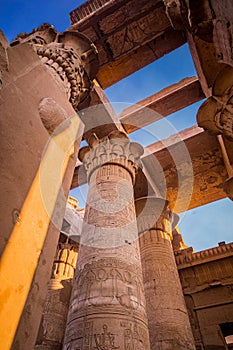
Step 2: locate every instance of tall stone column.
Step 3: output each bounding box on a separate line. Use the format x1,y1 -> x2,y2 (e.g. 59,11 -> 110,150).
0,25 -> 98,350
35,235 -> 79,350
63,131 -> 151,349
135,197 -> 196,350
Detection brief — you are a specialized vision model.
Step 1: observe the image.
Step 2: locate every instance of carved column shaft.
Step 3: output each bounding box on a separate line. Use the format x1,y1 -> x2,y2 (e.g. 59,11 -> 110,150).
135,197 -> 196,350
35,237 -> 79,350
63,131 -> 151,350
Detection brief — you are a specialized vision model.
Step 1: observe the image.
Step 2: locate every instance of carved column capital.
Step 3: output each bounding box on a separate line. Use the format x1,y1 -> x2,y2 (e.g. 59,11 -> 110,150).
197,67 -> 233,141
11,24 -> 99,111
79,131 -> 144,184
135,196 -> 179,238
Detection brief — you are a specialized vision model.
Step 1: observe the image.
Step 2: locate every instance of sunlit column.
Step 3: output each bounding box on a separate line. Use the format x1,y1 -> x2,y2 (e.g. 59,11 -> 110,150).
63,131 -> 151,350
135,197 -> 196,350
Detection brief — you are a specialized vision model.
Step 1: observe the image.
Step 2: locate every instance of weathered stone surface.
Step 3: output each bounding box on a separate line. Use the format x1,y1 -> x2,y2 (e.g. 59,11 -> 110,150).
63,131 -> 150,349
0,22 -> 98,350
39,97 -> 70,135
176,242 -> 233,349
120,76 -> 205,134
135,197 -> 195,350
13,26 -> 98,111
197,66 -> 233,141
35,236 -> 79,350
172,227 -> 188,251
70,0 -> 186,88
0,30 -> 9,89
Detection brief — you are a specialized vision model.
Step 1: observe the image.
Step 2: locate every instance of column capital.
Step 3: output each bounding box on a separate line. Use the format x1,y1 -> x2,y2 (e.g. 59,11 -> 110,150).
197,66 -> 233,141
78,130 -> 144,184
135,196 -> 179,236
11,24 -> 99,111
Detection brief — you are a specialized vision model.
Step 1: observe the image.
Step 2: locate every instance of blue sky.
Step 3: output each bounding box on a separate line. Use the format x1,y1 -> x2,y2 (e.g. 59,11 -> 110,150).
1,0 -> 232,252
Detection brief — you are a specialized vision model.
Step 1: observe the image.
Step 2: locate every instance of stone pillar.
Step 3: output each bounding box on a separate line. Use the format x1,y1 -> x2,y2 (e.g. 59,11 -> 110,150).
35,236 -> 79,350
0,25 -> 98,350
63,131 -> 151,349
135,197 -> 196,350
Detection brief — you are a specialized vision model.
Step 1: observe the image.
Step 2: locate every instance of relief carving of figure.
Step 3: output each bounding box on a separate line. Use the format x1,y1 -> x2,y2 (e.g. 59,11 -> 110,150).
94,324 -> 119,350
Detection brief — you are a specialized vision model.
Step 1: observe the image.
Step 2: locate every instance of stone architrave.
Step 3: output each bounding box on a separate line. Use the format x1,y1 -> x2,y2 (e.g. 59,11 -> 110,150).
35,237 -> 79,350
63,131 -> 151,350
135,197 -> 196,350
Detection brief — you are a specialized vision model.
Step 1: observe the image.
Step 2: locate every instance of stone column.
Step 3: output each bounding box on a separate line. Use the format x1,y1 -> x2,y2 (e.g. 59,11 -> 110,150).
0,25 -> 98,350
63,131 -> 151,349
135,197 -> 196,350
35,236 -> 79,350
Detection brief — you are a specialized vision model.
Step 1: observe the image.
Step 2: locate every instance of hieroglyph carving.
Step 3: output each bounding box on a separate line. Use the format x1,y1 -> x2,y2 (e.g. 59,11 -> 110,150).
121,321 -> 147,350
94,324 -> 119,350
73,258 -> 144,311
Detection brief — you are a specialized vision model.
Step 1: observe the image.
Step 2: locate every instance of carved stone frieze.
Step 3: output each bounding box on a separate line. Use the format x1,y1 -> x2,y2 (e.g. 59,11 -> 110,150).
71,257 -> 145,313
175,241 -> 233,268
64,317 -> 150,350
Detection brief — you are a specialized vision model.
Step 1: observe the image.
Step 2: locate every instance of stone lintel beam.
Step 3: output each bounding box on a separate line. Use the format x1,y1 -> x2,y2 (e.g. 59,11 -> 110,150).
142,125 -> 228,212
71,126 -> 228,211
96,28 -> 186,88
70,0 -> 186,88
120,76 -> 205,133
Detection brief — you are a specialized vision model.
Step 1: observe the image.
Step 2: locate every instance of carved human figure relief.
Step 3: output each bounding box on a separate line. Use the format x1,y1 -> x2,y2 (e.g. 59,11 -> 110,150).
94,324 -> 119,350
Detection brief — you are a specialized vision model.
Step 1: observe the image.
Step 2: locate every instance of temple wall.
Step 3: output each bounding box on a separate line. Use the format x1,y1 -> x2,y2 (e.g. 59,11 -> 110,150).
176,244 -> 233,349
